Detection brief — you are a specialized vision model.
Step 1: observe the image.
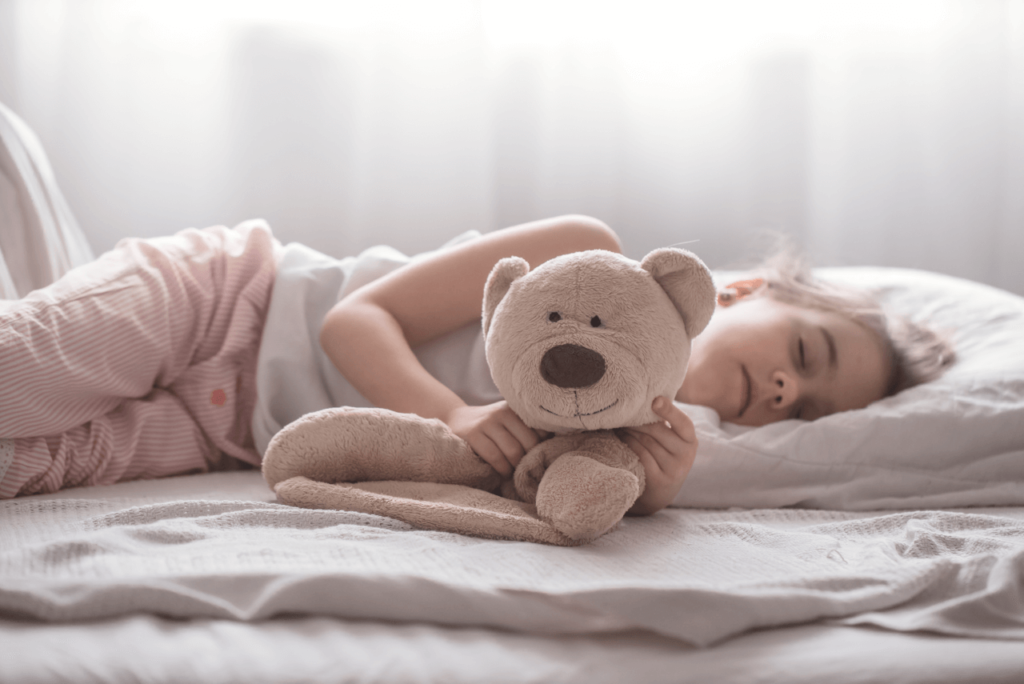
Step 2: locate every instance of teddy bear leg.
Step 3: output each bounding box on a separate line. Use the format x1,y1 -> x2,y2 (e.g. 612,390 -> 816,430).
513,435 -> 580,504
534,453 -> 642,542
262,406 -> 503,492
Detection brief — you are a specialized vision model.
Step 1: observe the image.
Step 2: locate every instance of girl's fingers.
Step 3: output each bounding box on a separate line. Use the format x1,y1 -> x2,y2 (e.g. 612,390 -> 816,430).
484,425 -> 526,468
652,398 -> 697,443
470,435 -> 515,476
626,422 -> 684,463
501,413 -> 542,454
623,428 -> 673,474
619,431 -> 659,475
629,421 -> 683,447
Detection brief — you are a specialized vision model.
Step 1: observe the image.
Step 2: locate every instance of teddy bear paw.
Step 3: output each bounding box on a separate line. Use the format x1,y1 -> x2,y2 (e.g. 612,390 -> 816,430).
535,454 -> 641,542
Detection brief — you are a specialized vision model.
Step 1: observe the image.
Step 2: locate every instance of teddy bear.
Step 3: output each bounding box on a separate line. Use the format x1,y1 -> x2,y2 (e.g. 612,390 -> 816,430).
261,246 -> 715,545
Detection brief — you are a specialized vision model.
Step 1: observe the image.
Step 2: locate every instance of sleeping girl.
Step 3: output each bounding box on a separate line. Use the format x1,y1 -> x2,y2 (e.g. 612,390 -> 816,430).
0,215 -> 953,508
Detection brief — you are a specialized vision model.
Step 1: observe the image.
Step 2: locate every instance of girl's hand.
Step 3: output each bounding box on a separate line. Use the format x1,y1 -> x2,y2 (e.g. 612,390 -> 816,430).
443,401 -> 543,477
616,397 -> 698,515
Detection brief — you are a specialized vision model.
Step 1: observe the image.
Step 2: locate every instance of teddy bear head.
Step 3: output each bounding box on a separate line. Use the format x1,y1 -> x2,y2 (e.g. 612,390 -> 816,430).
482,248 -> 716,434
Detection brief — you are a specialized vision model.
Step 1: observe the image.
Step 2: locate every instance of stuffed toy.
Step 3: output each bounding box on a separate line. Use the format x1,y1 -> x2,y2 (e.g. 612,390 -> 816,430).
262,247 -> 715,545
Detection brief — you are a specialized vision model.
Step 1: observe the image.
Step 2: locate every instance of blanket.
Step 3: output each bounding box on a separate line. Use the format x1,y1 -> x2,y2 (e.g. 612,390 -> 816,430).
1,473 -> 1022,646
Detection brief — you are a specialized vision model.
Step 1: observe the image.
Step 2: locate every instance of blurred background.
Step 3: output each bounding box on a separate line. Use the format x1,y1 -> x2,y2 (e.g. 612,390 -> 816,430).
1,0 -> 1022,294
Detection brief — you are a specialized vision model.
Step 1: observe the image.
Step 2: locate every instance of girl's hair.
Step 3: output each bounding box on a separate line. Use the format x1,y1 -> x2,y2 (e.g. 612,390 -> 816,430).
751,249 -> 955,396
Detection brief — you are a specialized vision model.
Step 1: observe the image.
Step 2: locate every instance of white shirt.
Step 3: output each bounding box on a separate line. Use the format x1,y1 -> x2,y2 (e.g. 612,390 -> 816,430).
251,232 -> 501,455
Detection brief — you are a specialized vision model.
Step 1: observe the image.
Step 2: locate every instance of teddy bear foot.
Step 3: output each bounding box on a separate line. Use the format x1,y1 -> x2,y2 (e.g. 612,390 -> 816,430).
534,453 -> 641,542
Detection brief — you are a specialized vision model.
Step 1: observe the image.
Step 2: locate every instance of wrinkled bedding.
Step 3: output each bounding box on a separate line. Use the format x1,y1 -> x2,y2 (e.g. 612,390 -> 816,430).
3,472 -> 1023,648
4,616 -> 1024,684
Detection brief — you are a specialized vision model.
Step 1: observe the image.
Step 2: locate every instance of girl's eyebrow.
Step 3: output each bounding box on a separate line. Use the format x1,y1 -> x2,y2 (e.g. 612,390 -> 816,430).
820,325 -> 838,371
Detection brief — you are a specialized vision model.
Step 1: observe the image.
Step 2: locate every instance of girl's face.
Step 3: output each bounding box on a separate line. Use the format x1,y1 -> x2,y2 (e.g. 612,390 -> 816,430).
675,293 -> 891,426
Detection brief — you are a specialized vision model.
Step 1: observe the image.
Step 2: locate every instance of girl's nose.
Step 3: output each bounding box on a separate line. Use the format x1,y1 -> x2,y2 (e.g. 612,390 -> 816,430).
771,370 -> 799,409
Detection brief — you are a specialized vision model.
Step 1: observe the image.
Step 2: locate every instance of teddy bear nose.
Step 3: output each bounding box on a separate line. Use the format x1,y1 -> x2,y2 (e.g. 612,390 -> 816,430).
540,344 -> 606,388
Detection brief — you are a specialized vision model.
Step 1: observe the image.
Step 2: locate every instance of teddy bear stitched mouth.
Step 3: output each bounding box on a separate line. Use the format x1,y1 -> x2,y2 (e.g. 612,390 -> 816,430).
539,399 -> 619,418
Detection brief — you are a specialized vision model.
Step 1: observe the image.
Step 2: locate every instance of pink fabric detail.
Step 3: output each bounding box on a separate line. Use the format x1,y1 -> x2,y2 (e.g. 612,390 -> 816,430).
0,220 -> 279,497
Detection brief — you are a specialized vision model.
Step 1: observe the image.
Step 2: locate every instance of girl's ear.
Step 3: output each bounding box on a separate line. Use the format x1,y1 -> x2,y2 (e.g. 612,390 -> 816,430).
717,278 -> 766,307
482,256 -> 530,335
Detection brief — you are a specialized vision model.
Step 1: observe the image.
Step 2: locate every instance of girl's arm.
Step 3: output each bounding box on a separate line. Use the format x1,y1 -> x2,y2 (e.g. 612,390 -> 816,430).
319,215 -> 622,476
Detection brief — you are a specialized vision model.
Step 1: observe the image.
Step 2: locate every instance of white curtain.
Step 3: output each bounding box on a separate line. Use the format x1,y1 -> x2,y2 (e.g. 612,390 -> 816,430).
0,100 -> 94,297
1,0 -> 1022,295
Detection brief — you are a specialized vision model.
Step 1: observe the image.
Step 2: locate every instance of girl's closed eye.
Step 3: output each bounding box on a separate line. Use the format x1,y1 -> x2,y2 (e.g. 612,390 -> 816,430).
793,333 -> 811,374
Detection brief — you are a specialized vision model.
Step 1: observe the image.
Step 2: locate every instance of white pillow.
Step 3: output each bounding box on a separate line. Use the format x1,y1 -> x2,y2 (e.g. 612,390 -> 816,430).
673,267 -> 1024,510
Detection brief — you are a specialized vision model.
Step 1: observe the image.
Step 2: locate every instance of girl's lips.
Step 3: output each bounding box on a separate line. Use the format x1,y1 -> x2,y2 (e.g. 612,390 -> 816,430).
738,365 -> 752,418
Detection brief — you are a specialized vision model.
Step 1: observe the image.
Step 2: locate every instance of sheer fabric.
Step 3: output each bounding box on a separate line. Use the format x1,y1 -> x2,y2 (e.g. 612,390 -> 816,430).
0,0 -> 1021,295
0,101 -> 94,298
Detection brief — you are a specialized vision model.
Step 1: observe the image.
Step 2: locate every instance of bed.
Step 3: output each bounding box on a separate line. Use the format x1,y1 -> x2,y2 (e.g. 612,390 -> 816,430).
3,104 -> 1024,683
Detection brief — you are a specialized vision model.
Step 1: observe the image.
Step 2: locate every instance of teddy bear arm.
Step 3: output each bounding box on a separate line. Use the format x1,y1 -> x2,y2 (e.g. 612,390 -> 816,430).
263,407 -> 504,492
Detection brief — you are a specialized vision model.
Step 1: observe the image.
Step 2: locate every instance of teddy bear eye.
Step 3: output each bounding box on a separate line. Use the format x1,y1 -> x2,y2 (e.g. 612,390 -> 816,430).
548,312 -> 562,323
590,315 -> 602,328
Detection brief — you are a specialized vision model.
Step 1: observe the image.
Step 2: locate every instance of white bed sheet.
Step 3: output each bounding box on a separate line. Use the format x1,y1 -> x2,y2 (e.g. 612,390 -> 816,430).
3,616 -> 1024,684
3,470 -> 1024,684
4,472 -> 1024,644
2,474 -> 1024,684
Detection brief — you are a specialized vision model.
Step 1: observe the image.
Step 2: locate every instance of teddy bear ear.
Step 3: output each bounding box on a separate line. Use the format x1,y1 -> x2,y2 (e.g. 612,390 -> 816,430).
482,256 -> 530,335
640,247 -> 717,338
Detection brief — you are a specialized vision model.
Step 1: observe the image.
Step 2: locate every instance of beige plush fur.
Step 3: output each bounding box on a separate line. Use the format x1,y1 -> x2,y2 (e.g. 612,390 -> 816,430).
263,247 -> 714,545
